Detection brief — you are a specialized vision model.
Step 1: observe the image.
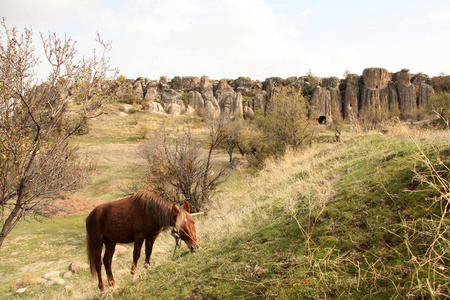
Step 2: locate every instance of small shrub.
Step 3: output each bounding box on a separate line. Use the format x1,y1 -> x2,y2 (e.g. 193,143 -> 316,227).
118,93 -> 141,104
137,123 -> 150,139
128,102 -> 140,114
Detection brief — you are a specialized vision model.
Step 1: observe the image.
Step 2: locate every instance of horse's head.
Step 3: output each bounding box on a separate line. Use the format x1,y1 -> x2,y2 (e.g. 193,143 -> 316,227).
172,201 -> 199,252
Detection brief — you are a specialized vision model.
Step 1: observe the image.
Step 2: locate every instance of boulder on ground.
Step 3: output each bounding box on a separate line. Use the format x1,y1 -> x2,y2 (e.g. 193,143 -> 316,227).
68,260 -> 84,273
42,270 -> 61,279
28,278 -> 47,285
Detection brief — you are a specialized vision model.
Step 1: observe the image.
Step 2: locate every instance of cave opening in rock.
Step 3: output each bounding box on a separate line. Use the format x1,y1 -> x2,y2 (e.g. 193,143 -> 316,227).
318,116 -> 327,124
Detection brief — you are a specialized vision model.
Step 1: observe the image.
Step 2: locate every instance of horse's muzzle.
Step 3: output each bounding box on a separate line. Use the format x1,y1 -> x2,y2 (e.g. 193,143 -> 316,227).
190,244 -> 200,253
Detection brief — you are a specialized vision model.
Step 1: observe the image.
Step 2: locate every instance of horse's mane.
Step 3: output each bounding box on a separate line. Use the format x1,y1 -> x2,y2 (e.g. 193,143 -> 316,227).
131,190 -> 186,228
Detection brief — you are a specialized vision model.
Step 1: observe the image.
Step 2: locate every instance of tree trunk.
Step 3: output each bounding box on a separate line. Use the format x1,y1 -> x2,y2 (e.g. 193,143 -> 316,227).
0,203 -> 22,249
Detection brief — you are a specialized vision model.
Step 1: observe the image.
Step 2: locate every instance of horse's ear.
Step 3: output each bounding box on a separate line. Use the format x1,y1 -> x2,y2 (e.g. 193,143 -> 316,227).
172,205 -> 179,217
184,201 -> 191,213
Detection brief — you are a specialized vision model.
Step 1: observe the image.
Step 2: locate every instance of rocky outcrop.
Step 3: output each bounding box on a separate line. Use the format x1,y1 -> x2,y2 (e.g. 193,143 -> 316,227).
388,81 -> 399,113
109,67 -> 437,121
413,74 -> 434,107
188,90 -> 221,119
172,76 -> 200,90
394,69 -> 417,117
235,76 -> 255,95
322,77 -> 341,119
250,91 -> 268,113
161,90 -> 185,116
143,87 -> 158,102
188,76 -> 221,119
159,76 -> 171,90
215,79 -> 243,119
360,68 -> 391,117
311,86 -> 331,121
343,74 -> 360,120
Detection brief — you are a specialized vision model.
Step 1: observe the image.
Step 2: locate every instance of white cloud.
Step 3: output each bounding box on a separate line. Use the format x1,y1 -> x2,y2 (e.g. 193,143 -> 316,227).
1,0 -> 449,79
298,8 -> 313,18
87,0 -> 308,79
422,7 -> 450,23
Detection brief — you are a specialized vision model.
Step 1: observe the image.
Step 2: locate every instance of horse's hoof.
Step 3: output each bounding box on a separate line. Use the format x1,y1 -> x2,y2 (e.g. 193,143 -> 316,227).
108,280 -> 115,287
144,262 -> 150,269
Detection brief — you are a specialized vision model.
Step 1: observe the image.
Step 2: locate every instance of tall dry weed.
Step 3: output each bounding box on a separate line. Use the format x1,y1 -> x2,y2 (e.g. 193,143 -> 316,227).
199,144 -> 337,245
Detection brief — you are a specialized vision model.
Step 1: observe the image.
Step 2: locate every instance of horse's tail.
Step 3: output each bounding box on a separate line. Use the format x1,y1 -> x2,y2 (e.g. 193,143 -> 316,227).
86,230 -> 97,279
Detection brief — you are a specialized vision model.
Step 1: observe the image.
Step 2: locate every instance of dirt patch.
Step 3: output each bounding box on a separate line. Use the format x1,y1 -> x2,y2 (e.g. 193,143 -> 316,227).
52,198 -> 105,218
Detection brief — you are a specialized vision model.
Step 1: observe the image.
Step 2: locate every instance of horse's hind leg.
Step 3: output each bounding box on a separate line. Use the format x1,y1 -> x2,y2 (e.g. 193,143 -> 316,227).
92,242 -> 105,291
103,239 -> 117,287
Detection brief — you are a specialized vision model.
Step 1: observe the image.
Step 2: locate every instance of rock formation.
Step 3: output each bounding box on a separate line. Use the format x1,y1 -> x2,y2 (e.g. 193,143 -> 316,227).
361,68 -> 390,117
215,79 -> 243,119
109,67 -> 438,122
343,74 -> 360,120
394,69 -> 417,117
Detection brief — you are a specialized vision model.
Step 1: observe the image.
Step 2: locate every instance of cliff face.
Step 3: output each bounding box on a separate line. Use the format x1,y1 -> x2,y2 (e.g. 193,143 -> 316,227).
113,68 -> 442,122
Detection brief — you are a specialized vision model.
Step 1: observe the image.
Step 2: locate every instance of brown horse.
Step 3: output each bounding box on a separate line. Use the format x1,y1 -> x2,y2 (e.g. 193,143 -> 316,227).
85,190 -> 199,291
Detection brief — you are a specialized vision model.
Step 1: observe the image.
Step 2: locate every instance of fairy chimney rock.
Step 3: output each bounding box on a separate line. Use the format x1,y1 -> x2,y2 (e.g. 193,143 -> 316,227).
216,79 -> 233,91
182,76 -> 200,89
159,76 -> 171,90
344,74 -> 361,119
363,68 -> 391,90
172,76 -> 182,90
396,69 -> 412,86
200,76 -> 212,92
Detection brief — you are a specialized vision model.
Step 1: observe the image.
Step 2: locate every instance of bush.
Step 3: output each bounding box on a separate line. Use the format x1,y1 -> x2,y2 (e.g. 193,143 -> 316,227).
118,93 -> 141,104
137,120 -> 229,212
427,92 -> 450,128
259,87 -> 315,151
301,70 -> 318,100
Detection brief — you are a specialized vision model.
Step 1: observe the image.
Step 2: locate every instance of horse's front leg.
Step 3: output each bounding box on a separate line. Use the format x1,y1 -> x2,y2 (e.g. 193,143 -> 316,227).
144,229 -> 162,268
144,237 -> 156,268
131,238 -> 144,277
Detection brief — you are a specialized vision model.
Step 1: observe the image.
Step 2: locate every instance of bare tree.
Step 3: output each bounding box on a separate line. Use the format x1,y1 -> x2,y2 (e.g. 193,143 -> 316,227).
138,119 -> 229,212
221,118 -> 246,162
0,19 -> 116,248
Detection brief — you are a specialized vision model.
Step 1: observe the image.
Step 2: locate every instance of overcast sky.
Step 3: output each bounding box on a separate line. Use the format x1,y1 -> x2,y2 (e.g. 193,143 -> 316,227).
1,0 -> 450,80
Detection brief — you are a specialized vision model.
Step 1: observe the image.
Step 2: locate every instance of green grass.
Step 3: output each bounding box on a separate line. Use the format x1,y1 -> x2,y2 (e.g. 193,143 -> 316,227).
0,215 -> 88,296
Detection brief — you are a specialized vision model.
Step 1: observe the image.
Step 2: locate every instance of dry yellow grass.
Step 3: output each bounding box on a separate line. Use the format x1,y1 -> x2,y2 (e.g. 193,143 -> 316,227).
196,122 -> 450,249
198,140 -> 339,245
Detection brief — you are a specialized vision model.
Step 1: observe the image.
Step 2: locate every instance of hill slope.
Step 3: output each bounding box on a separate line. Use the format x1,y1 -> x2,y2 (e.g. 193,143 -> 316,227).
113,127 -> 449,299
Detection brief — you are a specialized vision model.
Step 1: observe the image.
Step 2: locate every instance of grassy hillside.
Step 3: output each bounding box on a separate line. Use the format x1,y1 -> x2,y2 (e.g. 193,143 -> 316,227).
0,109 -> 448,299
110,127 -> 449,299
